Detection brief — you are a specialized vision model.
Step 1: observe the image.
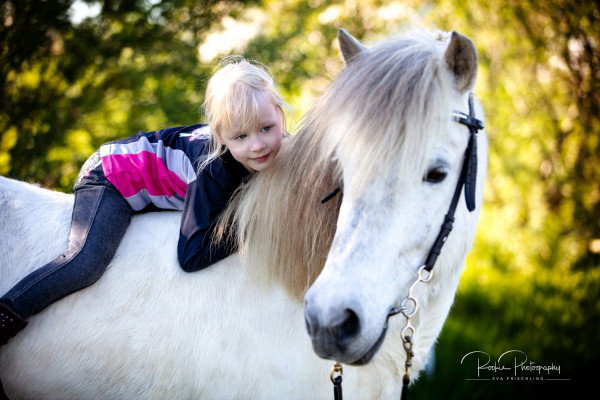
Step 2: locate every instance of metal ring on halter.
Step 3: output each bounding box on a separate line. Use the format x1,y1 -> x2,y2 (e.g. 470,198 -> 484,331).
417,265 -> 433,282
400,296 -> 418,318
403,337 -> 413,353
401,323 -> 416,341
388,303 -> 407,316
330,362 -> 343,383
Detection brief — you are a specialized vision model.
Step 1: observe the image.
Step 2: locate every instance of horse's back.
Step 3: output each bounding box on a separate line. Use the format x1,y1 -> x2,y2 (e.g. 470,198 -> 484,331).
0,178 -> 339,399
0,177 -> 74,291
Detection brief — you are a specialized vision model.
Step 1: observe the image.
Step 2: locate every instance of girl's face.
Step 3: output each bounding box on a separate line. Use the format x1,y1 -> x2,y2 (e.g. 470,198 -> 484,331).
221,96 -> 283,173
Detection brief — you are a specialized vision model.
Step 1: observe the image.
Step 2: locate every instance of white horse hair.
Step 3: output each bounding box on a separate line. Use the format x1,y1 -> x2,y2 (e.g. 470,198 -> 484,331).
0,28 -> 487,399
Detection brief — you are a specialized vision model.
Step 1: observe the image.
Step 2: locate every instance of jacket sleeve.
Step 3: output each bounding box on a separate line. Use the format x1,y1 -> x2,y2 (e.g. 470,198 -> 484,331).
177,171 -> 236,272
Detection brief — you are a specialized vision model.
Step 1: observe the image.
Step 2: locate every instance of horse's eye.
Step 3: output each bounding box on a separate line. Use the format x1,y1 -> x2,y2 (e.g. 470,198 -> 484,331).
425,168 -> 448,183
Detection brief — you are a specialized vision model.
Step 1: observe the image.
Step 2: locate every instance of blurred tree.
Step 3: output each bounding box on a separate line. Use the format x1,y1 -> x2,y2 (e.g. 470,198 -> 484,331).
0,0 -> 244,189
423,0 -> 599,392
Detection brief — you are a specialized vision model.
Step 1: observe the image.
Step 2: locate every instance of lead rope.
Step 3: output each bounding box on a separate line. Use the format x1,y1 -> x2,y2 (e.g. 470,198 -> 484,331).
396,265 -> 433,399
401,337 -> 413,400
330,362 -> 343,400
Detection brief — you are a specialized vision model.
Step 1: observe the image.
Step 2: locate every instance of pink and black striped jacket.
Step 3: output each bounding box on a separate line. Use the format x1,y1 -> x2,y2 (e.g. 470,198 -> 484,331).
87,124 -> 250,271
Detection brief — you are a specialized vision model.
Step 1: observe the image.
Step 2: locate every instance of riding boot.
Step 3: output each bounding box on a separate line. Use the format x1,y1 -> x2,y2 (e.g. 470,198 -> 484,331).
0,302 -> 28,346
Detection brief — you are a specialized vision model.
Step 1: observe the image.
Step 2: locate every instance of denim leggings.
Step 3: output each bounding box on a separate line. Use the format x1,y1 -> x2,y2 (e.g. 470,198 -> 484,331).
1,184 -> 132,319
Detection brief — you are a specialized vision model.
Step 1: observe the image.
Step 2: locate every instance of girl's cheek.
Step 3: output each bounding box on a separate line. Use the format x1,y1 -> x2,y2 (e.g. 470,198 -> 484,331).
272,132 -> 283,147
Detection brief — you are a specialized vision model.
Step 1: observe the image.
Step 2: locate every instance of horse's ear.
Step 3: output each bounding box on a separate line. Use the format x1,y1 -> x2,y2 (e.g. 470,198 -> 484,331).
444,31 -> 478,93
338,29 -> 366,64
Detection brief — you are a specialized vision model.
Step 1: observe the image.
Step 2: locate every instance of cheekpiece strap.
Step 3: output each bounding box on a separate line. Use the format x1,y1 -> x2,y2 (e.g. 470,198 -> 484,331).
424,93 -> 484,271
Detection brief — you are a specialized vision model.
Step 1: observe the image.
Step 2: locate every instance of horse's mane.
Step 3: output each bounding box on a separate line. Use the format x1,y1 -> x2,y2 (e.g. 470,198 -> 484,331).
218,29 -> 454,300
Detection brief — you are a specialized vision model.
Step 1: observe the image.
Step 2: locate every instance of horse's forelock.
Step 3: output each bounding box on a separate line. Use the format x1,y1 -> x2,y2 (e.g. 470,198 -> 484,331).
320,30 -> 454,192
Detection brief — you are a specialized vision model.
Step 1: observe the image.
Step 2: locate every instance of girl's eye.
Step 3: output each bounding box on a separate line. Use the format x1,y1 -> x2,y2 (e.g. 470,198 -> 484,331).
261,125 -> 272,133
425,168 -> 448,183
235,134 -> 247,141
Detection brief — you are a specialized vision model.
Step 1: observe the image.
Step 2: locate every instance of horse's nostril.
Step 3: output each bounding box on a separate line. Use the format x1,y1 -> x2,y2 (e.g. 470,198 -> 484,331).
304,298 -> 362,356
304,302 -> 320,336
305,314 -> 316,335
337,308 -> 360,347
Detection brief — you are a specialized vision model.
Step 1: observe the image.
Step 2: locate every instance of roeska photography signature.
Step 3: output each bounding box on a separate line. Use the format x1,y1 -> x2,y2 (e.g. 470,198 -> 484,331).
460,350 -> 568,381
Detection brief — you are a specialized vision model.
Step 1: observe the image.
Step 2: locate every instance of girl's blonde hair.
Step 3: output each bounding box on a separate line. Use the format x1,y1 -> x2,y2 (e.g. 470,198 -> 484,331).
199,56 -> 290,172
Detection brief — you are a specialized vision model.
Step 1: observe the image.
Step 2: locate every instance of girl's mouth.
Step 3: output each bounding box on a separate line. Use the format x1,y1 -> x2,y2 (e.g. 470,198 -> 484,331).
252,153 -> 271,163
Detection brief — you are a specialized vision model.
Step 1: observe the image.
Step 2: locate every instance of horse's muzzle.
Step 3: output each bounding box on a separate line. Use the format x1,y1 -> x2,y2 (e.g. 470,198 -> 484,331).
304,297 -> 387,365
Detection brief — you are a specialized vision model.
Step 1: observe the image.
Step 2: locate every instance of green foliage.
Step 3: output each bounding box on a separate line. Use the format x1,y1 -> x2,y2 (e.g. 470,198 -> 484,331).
1,0 -> 241,188
1,1 -> 598,397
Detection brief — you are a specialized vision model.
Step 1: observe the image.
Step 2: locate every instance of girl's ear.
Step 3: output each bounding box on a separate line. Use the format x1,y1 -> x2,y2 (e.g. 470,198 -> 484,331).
338,28 -> 366,65
214,130 -> 226,148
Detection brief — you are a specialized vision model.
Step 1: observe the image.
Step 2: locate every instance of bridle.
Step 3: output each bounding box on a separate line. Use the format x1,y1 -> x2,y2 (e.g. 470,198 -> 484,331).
323,93 -> 484,400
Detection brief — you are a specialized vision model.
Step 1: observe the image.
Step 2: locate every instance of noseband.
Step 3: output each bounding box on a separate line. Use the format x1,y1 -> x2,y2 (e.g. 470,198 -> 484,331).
324,93 -> 484,400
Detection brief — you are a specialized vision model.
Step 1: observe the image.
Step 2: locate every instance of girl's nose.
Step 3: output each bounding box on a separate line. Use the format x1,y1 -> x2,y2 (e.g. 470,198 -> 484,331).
250,136 -> 266,152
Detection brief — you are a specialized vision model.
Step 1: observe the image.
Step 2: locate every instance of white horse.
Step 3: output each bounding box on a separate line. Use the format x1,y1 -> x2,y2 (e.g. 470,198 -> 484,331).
0,28 -> 486,399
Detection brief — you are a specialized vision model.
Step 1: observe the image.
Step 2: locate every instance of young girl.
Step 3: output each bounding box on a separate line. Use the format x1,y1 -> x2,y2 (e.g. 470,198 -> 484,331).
0,57 -> 289,345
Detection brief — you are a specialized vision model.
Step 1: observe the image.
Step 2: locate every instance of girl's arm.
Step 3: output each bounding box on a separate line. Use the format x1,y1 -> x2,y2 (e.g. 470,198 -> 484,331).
177,172 -> 235,272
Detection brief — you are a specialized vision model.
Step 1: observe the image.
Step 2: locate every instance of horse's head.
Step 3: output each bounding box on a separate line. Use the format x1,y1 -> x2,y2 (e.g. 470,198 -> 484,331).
303,29 -> 487,365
